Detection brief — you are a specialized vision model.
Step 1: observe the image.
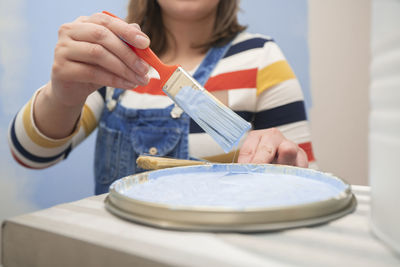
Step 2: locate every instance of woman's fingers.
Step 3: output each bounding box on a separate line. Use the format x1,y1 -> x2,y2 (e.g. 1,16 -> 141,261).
238,128 -> 281,164
58,39 -> 148,86
65,22 -> 149,76
237,128 -> 309,168
58,20 -> 149,80
50,12 -> 152,106
295,147 -> 309,168
80,12 -> 150,49
237,131 -> 261,163
53,60 -> 138,90
250,129 -> 283,163
275,139 -> 299,166
52,12 -> 153,94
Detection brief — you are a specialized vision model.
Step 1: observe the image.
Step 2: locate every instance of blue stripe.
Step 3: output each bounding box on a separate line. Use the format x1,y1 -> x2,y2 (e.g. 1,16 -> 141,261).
10,115 -> 70,164
190,119 -> 203,133
223,37 -> 273,58
253,101 -> 307,130
97,86 -> 106,102
63,145 -> 73,159
189,101 -> 307,133
190,111 -> 253,134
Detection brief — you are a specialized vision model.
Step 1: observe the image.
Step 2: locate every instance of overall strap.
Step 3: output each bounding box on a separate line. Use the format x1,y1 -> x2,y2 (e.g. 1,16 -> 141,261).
111,87 -> 125,100
169,39 -> 234,118
192,39 -> 234,86
106,87 -> 124,111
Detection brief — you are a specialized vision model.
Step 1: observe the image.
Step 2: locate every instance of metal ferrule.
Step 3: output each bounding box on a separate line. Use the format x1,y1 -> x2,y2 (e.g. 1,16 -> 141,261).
162,67 -> 204,98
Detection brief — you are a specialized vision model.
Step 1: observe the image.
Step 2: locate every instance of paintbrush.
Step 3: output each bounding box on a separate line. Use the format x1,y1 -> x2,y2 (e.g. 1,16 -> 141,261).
103,11 -> 251,152
137,155 -> 208,170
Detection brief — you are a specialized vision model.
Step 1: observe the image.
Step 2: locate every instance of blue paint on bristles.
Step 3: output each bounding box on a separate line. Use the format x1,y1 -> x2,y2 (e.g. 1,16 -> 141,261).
170,85 -> 252,153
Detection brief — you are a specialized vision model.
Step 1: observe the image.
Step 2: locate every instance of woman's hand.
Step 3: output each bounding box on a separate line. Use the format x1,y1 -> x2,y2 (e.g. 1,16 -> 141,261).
50,12 -> 151,107
34,13 -> 151,139
238,128 -> 308,168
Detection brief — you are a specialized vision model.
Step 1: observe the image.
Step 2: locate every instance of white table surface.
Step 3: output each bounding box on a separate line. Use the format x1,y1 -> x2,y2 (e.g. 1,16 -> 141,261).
2,185 -> 400,267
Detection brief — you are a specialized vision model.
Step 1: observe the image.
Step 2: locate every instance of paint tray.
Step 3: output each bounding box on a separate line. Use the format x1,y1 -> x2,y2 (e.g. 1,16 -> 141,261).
105,164 -> 356,232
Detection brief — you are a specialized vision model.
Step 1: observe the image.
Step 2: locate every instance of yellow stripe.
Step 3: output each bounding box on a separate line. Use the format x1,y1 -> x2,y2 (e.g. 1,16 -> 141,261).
257,60 -> 296,95
81,104 -> 97,137
22,98 -> 75,148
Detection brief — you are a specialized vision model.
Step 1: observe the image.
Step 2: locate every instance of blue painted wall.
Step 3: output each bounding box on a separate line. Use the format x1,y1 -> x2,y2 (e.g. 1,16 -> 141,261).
0,0 -> 309,219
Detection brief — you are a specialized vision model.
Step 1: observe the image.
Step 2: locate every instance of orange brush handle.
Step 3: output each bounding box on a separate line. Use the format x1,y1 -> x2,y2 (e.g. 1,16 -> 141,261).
102,11 -> 178,85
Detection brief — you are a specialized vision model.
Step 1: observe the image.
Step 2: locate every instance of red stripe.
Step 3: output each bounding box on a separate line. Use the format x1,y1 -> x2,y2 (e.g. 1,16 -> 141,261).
130,68 -> 258,95
205,68 -> 257,92
10,150 -> 42,169
299,142 -> 315,162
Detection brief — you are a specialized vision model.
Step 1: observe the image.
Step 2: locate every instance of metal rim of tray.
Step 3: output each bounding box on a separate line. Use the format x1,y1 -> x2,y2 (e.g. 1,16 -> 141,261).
104,164 -> 357,232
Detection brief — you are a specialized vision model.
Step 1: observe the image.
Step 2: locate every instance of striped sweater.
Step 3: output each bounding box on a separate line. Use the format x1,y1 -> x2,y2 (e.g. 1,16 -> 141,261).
8,32 -> 316,169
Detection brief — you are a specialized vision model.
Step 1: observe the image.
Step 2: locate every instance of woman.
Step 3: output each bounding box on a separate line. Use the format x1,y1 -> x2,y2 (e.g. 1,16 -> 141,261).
8,0 -> 315,194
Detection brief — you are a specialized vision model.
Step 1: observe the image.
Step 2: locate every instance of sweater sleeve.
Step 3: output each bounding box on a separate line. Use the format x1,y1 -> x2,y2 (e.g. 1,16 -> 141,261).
8,86 -> 105,169
254,41 -> 316,166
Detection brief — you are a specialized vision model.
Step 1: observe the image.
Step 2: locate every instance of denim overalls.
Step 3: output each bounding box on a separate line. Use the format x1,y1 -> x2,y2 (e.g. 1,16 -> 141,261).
94,40 -> 233,195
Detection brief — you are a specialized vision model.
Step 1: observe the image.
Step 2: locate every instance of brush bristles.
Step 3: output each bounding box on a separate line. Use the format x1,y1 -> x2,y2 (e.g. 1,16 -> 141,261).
193,91 -> 251,152
164,75 -> 251,152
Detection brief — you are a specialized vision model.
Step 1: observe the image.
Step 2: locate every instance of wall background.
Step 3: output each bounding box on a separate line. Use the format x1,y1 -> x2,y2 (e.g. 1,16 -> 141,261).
0,0 -> 370,226
308,0 -> 370,186
0,0 -> 128,222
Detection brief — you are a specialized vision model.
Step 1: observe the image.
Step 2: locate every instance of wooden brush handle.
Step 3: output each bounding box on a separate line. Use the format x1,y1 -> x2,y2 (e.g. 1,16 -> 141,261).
136,156 -> 208,170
